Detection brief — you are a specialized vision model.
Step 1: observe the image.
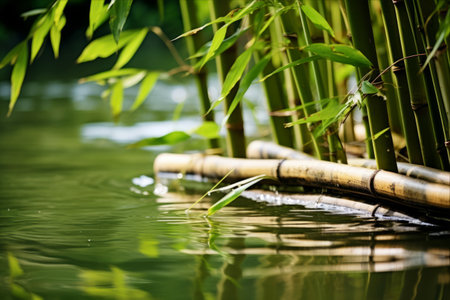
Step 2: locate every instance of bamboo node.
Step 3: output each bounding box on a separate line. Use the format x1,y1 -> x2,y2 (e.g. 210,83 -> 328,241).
444,141 -> 450,149
225,122 -> 244,130
371,204 -> 382,217
276,159 -> 286,180
368,169 -> 382,196
391,65 -> 405,73
411,102 -> 428,111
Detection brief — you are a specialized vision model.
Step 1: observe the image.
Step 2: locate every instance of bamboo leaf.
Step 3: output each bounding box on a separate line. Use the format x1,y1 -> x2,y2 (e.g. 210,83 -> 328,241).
207,175 -> 269,216
122,71 -> 146,88
172,16 -> 230,41
77,30 -> 140,63
131,71 -> 159,111
192,121 -> 220,139
260,55 -> 321,81
109,0 -> 133,43
372,127 -> 390,141
200,25 -> 228,69
361,80 -> 378,94
31,13 -> 53,62
0,43 -> 24,69
21,8 -> 47,19
50,15 -> 66,58
420,10 -> 450,72
110,80 -> 123,119
305,44 -> 372,67
271,97 -> 339,116
300,4 -> 335,38
230,0 -> 266,23
8,42 -> 28,117
79,68 -> 144,83
113,27 -> 148,69
285,101 -> 345,127
128,131 -> 191,148
52,0 -> 68,24
87,0 -> 109,39
223,53 -> 271,125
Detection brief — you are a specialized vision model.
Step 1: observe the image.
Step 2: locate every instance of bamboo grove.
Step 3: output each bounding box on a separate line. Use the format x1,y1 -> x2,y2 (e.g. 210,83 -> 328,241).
1,0 -> 450,173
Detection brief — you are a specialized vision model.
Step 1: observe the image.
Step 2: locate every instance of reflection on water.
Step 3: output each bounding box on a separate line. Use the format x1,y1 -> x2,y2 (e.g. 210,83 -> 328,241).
0,80 -> 449,299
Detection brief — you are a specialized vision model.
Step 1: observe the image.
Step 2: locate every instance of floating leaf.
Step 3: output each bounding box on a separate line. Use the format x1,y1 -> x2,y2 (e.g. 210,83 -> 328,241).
87,0 -> 109,39
305,44 -> 372,67
223,53 -> 271,125
8,252 -> 24,278
131,71 -> 159,111
207,175 -> 270,216
50,15 -> 66,58
128,131 -> 191,148
77,30 -> 139,63
361,80 -> 378,95
113,27 -> 148,69
8,42 -> 28,117
260,55 -> 321,81
192,121 -> 220,139
109,0 -> 133,43
79,68 -> 144,83
300,4 -> 335,38
110,80 -> 123,119
31,13 -> 53,62
139,239 -> 159,258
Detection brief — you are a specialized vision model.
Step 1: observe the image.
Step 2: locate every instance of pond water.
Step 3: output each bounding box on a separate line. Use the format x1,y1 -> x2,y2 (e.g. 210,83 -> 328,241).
0,79 -> 449,300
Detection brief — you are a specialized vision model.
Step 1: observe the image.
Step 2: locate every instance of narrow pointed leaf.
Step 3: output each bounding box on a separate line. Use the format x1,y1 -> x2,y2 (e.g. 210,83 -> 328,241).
223,53 -> 271,125
260,55 -> 321,81
109,0 -> 133,43
131,71 -> 159,111
300,4 -> 335,37
0,43 -> 23,69
285,101 -> 345,127
207,175 -> 269,216
31,14 -> 53,62
361,80 -> 378,95
80,68 -> 144,83
77,30 -> 139,63
128,131 -> 191,148
21,8 -> 47,19
305,44 -> 372,67
420,10 -> 449,72
200,25 -> 228,69
8,43 -> 28,117
50,15 -> 66,58
113,27 -> 148,69
8,253 -> 24,278
372,127 -> 391,141
87,0 -> 109,39
110,80 -> 123,118
172,16 -> 230,41
53,0 -> 68,24
192,121 -> 220,139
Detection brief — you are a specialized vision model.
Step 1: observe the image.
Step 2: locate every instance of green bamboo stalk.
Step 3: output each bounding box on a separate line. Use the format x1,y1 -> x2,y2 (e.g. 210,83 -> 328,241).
344,0 -> 398,172
209,0 -> 246,158
179,0 -> 220,151
379,0 -> 423,165
278,2 -> 329,160
297,1 -> 346,163
394,0 -> 443,169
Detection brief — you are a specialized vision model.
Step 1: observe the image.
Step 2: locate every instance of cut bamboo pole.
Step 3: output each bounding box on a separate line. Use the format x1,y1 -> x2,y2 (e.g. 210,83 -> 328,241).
154,153 -> 450,211
246,140 -> 450,185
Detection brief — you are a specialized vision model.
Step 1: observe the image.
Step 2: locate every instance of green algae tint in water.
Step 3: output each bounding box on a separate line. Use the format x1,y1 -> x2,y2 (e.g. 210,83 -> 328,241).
0,80 -> 449,300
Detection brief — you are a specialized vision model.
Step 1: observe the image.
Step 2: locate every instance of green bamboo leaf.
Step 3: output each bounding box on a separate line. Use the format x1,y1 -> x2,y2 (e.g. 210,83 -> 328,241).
372,127 -> 390,141
52,0 -> 68,24
21,8 -> 47,19
8,42 -> 28,117
300,4 -> 335,38
305,44 -> 372,67
420,10 -> 450,72
109,0 -> 133,43
200,25 -> 228,69
230,0 -> 266,23
271,97 -> 339,116
207,175 -> 269,216
172,15 -> 230,41
0,43 -> 23,69
110,80 -> 123,119
87,0 -> 109,39
361,80 -> 378,95
285,101 -> 345,127
192,121 -> 220,139
128,131 -> 191,148
77,30 -> 140,63
260,55 -> 321,81
122,71 -> 146,88
131,71 -> 159,111
113,27 -> 148,69
31,13 -> 53,62
50,15 -> 66,58
79,68 -> 144,83
223,53 -> 271,125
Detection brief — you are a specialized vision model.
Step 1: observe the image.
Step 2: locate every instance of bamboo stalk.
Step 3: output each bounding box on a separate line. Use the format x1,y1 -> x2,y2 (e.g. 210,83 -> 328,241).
179,0 -> 220,151
154,153 -> 450,210
344,0 -> 398,172
246,140 -> 450,185
209,0 -> 246,158
393,0 -> 443,169
379,0 -> 423,165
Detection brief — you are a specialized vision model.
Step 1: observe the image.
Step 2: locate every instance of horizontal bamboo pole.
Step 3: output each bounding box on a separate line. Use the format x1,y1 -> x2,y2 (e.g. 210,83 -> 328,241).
247,141 -> 450,185
154,153 -> 450,211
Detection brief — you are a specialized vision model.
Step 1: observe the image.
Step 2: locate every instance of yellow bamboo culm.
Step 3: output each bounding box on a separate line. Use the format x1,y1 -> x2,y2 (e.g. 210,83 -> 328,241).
247,141 -> 450,185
